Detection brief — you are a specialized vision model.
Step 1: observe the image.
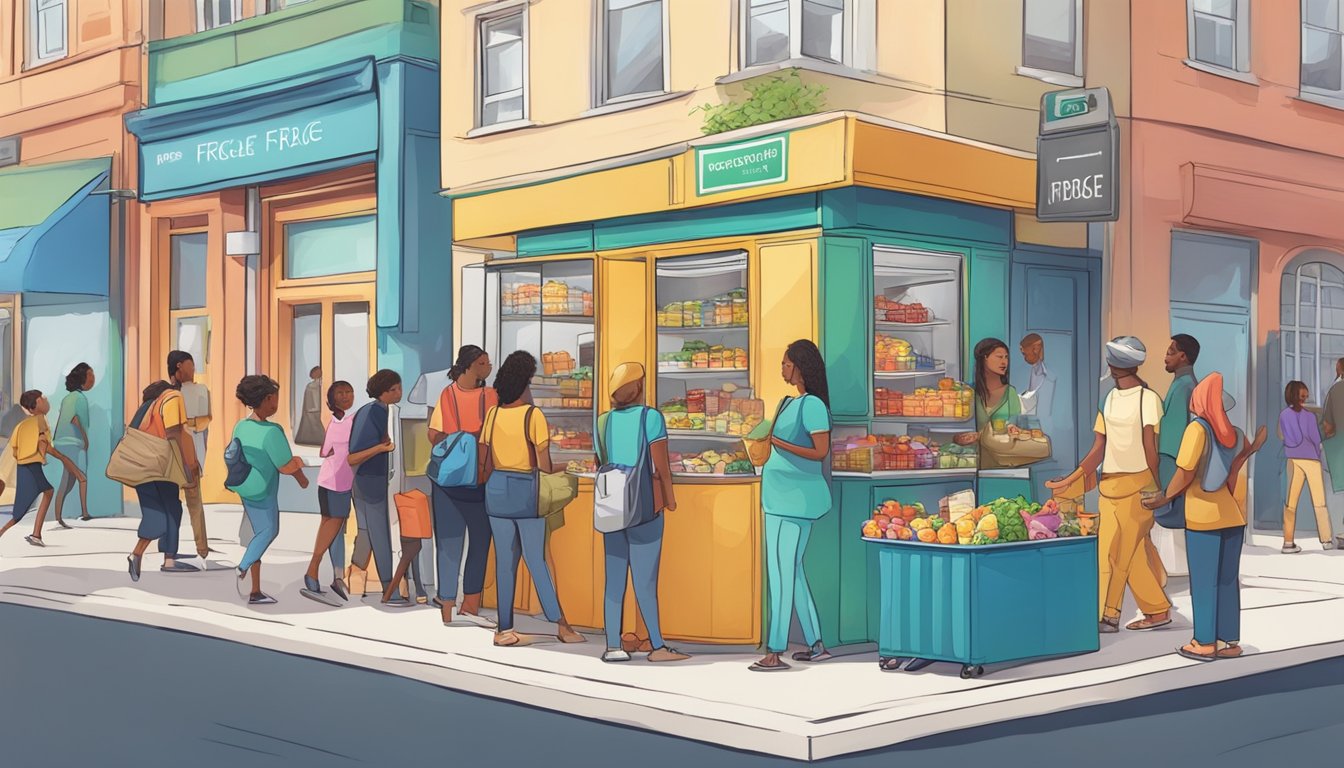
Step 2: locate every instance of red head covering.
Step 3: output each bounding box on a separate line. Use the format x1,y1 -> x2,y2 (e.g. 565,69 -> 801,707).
1190,373 -> 1237,449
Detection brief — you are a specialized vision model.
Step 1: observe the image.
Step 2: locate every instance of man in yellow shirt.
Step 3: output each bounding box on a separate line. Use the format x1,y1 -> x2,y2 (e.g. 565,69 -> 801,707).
169,351 -> 212,562
0,390 -> 85,548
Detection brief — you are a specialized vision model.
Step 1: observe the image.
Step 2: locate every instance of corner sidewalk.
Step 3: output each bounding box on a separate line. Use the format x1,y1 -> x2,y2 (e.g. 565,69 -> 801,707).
3,507 -> 1344,761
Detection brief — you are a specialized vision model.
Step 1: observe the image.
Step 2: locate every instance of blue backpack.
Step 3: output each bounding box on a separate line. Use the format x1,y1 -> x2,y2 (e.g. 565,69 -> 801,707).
222,436 -> 253,490
427,384 -> 485,488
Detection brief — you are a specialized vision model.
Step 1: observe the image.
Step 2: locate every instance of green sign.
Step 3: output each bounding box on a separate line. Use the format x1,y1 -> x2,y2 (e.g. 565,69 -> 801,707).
695,134 -> 788,196
1046,93 -> 1090,121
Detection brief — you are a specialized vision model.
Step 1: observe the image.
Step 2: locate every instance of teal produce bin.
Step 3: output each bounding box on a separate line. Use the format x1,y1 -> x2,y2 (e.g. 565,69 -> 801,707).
866,536 -> 1099,678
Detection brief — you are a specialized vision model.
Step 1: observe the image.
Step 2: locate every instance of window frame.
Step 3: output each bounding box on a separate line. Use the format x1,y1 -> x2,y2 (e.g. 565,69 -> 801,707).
594,0 -> 671,107
475,6 -> 531,130
1301,0 -> 1344,101
196,0 -> 243,33
1186,0 -> 1252,75
166,228 -> 212,384
740,0 -> 856,70
1020,0 -> 1084,80
25,0 -> 68,70
1281,261 -> 1344,407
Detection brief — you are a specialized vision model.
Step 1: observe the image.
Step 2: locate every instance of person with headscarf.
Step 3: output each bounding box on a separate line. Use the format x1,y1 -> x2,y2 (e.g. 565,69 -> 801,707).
1048,336 -> 1172,634
1144,374 -> 1266,661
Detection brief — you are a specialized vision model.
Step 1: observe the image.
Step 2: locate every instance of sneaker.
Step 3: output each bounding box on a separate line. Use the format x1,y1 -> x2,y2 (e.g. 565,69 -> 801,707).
1336,534 -> 1344,550
1282,543 -> 1303,554
330,579 -> 350,602
127,554 -> 142,583
248,592 -> 277,605
648,647 -> 691,663
160,561 -> 200,573
602,649 -> 632,663
1099,619 -> 1120,634
791,642 -> 832,663
1324,541 -> 1337,551
445,609 -> 498,629
383,595 -> 415,609
24,535 -> 44,548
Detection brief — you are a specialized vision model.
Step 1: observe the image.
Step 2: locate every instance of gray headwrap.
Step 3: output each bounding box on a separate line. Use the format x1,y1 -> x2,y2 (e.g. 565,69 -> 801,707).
1104,336 -> 1146,370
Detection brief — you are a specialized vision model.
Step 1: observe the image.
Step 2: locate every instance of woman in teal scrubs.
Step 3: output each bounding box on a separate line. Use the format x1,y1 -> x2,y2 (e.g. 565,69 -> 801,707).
751,339 -> 833,672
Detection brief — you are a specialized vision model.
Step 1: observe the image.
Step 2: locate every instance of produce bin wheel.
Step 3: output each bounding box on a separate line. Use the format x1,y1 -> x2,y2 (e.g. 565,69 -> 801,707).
960,665 -> 985,679
878,656 -> 908,672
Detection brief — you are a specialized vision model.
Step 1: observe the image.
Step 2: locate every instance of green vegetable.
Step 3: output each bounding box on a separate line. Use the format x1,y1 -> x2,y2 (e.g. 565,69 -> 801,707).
997,508 -> 1029,543
972,531 -> 993,546
927,515 -> 947,532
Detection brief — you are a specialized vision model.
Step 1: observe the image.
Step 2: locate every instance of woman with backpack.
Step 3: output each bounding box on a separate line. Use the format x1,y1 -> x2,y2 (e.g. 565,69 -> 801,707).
125,381 -> 200,580
595,363 -> 688,663
1144,373 -> 1267,661
479,351 -> 584,647
751,340 -> 834,672
229,375 -> 309,605
427,345 -> 498,628
299,380 -> 356,606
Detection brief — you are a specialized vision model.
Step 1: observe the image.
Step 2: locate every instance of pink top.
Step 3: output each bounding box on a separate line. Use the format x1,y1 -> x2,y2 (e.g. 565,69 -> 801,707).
317,413 -> 355,492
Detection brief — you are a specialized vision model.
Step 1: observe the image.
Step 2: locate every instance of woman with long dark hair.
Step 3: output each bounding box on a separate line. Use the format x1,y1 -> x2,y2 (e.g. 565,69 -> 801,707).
428,345 -> 498,628
479,351 -> 583,647
964,339 -> 1024,465
300,380 -> 356,607
1278,380 -> 1333,552
751,339 -> 833,672
52,362 -> 94,525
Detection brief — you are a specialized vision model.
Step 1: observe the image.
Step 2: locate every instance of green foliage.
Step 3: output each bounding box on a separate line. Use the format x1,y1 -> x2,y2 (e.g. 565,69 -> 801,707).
692,69 -> 828,136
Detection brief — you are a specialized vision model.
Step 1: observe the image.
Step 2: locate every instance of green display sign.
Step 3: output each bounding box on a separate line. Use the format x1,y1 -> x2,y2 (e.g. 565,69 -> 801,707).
695,134 -> 788,196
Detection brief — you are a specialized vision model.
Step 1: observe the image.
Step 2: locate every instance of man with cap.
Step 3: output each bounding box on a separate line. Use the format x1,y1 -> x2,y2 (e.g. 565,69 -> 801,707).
1049,336 -> 1173,634
594,362 -> 688,663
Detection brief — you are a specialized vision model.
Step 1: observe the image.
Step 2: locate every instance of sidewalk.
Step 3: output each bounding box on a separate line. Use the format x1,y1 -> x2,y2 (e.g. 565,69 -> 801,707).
3,507 -> 1344,761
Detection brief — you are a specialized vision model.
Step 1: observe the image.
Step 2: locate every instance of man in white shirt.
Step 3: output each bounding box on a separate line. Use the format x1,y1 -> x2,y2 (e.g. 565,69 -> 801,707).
1018,334 -> 1056,424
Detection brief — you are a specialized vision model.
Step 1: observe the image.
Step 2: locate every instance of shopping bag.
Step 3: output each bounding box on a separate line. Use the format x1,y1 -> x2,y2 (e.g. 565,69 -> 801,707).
394,490 -> 433,539
106,394 -> 187,487
978,423 -> 1051,468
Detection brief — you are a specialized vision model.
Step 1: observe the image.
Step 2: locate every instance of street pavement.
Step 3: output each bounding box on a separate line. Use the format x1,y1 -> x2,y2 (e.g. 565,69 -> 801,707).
2,602 -> 1343,767
2,508 -> 1344,761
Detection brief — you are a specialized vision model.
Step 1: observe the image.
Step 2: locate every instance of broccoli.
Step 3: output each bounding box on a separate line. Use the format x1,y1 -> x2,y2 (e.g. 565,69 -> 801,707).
997,508 -> 1029,543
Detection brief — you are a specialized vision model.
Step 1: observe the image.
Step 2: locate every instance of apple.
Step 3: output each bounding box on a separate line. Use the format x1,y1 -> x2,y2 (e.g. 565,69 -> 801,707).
873,514 -> 892,528
885,528 -> 900,539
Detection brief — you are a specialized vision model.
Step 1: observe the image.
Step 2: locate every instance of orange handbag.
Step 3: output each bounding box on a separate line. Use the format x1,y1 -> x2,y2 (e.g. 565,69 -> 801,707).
394,490 -> 433,539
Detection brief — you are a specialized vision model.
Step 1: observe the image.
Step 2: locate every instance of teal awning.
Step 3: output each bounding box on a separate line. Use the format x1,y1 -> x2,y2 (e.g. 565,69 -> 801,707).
0,158 -> 111,296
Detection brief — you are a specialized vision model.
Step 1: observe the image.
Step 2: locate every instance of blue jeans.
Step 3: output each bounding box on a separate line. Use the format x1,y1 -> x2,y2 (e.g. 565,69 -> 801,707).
135,481 -> 182,553
603,514 -> 665,650
765,514 -> 823,654
433,483 -> 491,602
239,495 -> 281,571
352,474 -> 394,587
318,487 -> 350,573
488,515 -> 563,632
1186,526 -> 1243,646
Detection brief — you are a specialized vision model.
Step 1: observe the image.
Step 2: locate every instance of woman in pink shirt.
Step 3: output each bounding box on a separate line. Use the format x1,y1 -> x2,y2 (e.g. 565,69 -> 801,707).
300,381 -> 356,607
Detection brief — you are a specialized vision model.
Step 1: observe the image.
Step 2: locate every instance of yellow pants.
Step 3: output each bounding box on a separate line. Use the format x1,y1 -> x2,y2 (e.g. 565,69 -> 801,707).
1098,471 -> 1172,620
1286,458 -> 1333,542
182,482 -> 209,557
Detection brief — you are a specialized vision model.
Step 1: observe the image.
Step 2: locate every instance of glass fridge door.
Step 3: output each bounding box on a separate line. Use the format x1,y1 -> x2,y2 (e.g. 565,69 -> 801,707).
654,251 -> 759,479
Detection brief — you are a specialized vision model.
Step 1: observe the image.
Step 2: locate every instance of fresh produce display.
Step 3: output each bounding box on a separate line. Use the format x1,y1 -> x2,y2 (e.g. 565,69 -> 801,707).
542,350 -> 576,376
861,496 -> 1090,546
832,433 -> 977,473
549,427 -> 593,452
565,458 -> 598,475
876,378 -> 974,419
875,334 -> 939,373
658,340 -> 749,371
669,449 -> 754,476
660,386 -> 764,436
874,296 -> 931,324
657,288 -> 748,328
533,367 -> 594,410
502,281 -> 594,317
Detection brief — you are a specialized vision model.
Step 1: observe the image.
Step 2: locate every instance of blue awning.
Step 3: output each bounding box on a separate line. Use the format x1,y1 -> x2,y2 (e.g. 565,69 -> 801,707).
0,158 -> 111,296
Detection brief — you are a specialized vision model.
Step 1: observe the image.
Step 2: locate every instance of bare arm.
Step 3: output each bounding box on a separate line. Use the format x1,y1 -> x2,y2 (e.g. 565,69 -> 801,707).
651,439 -> 676,512
771,431 -> 831,462
71,416 -> 88,448
428,428 -> 448,445
1226,426 -> 1268,493
279,456 -> 310,488
1049,432 -> 1106,493
348,438 -> 393,467
1143,425 -> 1160,484
167,425 -> 199,484
41,438 -> 85,481
536,443 -> 554,474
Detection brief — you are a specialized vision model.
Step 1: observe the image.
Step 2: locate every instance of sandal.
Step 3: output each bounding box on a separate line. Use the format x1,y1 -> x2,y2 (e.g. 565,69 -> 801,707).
1099,618 -> 1120,634
749,660 -> 791,672
494,631 -> 523,647
1126,614 -> 1172,631
1177,642 -> 1217,662
1217,642 -> 1243,659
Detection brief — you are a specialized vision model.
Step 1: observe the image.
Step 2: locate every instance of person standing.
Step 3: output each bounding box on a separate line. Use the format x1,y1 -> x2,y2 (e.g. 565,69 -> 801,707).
125,381 -> 200,579
427,345 -> 498,628
229,375 -> 310,605
597,363 -> 688,664
751,340 -> 834,672
479,351 -> 584,647
169,351 -> 212,563
1049,336 -> 1172,634
1318,358 -> 1344,549
295,366 -> 326,446
301,380 -> 356,606
0,390 -> 84,547
346,370 -> 405,605
52,363 -> 94,525
1280,381 -> 1334,552
1150,335 -> 1203,584
1145,374 -> 1266,661
1018,334 -> 1056,426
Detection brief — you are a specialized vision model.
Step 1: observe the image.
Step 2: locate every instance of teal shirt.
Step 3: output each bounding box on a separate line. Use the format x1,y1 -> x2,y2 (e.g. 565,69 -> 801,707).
1159,373 -> 1196,459
976,385 -> 1023,429
762,395 -> 832,519
230,418 -> 294,503
597,406 -> 667,467
53,390 -> 90,449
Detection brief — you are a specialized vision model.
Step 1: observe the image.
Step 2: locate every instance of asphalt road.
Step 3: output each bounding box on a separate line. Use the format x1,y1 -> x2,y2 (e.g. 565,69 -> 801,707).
0,603 -> 1340,767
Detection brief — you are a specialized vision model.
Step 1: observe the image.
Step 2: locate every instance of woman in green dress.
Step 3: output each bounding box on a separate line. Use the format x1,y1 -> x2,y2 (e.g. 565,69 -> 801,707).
963,338 -> 1023,469
52,363 -> 94,526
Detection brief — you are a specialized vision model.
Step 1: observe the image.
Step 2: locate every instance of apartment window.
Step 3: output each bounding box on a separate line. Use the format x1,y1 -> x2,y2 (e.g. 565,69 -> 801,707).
268,0 -> 315,10
1303,0 -> 1344,96
744,0 -> 849,68
1282,261 -> 1344,406
478,11 -> 528,127
197,0 -> 240,31
1022,0 -> 1082,76
600,0 -> 666,103
27,0 -> 68,67
1187,0 -> 1251,72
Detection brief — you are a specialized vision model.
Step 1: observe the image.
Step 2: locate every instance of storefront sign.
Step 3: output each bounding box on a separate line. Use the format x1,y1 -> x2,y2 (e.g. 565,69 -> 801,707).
0,136 -> 18,169
1039,87 -> 1112,134
696,134 -> 789,196
1037,123 -> 1118,222
137,94 -> 378,200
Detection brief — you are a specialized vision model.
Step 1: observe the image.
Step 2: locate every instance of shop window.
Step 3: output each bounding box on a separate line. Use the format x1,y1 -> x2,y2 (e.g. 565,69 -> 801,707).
267,0 -> 315,11
284,215 -> 377,280
1187,0 -> 1251,73
0,305 -> 15,438
1283,261 -> 1344,405
196,0 -> 240,31
170,232 -> 210,380
1303,0 -> 1344,97
599,0 -> 667,104
284,300 -> 373,446
26,0 -> 67,68
477,10 -> 528,127
1022,0 -> 1083,77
